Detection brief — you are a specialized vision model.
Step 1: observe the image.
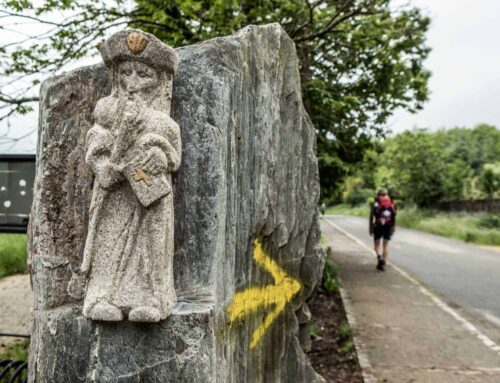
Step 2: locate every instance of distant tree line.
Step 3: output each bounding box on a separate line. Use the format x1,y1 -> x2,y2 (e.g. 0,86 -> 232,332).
339,124 -> 500,207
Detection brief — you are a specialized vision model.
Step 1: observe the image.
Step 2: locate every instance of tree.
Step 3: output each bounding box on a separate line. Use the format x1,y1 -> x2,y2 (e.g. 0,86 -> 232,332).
381,130 -> 445,207
442,159 -> 473,200
435,124 -> 500,176
479,163 -> 500,198
0,0 -> 431,198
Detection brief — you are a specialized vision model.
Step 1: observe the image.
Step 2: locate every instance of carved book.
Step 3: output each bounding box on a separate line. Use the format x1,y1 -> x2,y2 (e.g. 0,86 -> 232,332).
123,162 -> 171,207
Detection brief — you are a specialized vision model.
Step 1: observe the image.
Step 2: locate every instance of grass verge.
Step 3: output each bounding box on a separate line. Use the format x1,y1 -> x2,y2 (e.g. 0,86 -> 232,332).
0,339 -> 29,361
0,339 -> 29,382
0,234 -> 28,280
325,204 -> 368,217
326,204 -> 500,246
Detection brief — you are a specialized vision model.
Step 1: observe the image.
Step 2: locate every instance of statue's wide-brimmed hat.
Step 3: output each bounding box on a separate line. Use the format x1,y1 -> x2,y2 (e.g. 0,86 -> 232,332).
100,29 -> 178,74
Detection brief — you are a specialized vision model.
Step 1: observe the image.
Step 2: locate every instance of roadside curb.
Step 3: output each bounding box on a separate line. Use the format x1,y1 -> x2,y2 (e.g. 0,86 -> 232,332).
323,217 -> 377,383
338,282 -> 377,383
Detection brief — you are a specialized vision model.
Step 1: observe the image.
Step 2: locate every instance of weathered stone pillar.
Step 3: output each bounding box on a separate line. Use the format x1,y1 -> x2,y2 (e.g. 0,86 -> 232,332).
29,23 -> 324,382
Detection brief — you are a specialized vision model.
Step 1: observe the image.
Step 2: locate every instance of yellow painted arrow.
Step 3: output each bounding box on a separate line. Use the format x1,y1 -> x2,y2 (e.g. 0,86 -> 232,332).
227,239 -> 302,349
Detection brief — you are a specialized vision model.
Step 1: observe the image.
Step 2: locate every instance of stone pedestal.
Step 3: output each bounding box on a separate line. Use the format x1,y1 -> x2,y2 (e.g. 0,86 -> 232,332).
29,23 -> 324,382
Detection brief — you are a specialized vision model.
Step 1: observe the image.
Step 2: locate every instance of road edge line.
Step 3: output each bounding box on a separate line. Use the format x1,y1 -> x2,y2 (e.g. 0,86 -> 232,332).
323,217 -> 500,358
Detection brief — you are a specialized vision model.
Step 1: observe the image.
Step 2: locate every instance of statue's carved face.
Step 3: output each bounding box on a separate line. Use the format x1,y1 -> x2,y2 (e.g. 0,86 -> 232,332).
118,61 -> 158,99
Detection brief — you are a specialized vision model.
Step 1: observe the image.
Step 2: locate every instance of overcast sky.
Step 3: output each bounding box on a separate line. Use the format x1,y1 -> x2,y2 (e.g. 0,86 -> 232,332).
390,0 -> 500,133
1,1 -> 500,152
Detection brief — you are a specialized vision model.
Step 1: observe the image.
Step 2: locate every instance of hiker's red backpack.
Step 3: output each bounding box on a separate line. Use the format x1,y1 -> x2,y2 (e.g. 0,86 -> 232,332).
373,196 -> 396,226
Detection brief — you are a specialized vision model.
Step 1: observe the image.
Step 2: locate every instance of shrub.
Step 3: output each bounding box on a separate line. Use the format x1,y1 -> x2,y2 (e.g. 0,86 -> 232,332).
0,234 -> 28,279
478,215 -> 500,229
345,188 -> 373,207
321,258 -> 340,293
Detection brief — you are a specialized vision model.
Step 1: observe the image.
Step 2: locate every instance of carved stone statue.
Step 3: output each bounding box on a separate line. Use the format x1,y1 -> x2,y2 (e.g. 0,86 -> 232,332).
78,30 -> 181,322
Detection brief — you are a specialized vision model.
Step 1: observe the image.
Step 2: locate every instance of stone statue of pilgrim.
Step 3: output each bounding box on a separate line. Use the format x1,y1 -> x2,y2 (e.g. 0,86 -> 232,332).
79,30 -> 181,322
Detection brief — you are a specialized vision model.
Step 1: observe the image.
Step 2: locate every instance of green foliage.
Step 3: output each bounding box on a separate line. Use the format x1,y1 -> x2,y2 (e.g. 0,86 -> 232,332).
326,203 -> 368,217
479,163 -> 500,197
1,0 -> 431,199
402,211 -> 500,246
338,321 -> 355,355
342,177 -> 373,206
478,214 -> 500,229
0,339 -> 29,361
344,188 -> 373,207
339,339 -> 354,355
0,340 -> 30,381
443,159 -> 474,201
340,125 -> 500,207
338,322 -> 352,340
381,129 -> 446,206
321,258 -> 340,293
0,234 -> 28,279
308,323 -> 321,340
437,125 -> 500,175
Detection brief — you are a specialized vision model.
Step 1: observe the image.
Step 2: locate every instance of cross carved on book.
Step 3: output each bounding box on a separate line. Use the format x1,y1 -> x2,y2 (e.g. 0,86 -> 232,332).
133,167 -> 152,187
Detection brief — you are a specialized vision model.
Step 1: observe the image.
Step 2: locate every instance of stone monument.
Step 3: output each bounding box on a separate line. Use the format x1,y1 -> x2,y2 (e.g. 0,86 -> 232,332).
29,24 -> 324,382
68,30 -> 181,323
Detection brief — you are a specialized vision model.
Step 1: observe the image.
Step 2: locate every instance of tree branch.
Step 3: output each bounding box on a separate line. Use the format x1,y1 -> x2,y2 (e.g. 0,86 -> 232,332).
0,94 -> 39,104
294,0 -> 379,43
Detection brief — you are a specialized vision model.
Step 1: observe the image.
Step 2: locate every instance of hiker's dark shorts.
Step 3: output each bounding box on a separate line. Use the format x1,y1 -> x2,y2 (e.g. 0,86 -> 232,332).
374,225 -> 393,241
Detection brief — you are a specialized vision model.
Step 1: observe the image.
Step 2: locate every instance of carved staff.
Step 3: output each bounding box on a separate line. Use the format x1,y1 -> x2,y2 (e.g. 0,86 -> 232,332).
79,99 -> 132,276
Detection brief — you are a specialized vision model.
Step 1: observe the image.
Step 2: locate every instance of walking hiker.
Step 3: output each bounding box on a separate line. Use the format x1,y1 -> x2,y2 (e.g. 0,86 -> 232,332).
369,188 -> 396,271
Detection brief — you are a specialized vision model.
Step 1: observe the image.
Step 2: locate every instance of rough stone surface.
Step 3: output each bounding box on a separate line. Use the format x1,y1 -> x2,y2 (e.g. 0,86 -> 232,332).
29,23 -> 324,382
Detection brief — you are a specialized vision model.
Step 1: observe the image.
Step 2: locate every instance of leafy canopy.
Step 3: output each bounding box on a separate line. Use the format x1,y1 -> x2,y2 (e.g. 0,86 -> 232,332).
342,124 -> 500,207
1,0 -> 431,199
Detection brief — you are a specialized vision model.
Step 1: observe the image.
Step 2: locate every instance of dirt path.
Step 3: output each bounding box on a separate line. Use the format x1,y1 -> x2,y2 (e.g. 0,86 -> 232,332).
0,274 -> 32,346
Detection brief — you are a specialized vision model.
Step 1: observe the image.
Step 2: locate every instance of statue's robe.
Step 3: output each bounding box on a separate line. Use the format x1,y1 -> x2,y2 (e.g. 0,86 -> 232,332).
81,96 -> 181,319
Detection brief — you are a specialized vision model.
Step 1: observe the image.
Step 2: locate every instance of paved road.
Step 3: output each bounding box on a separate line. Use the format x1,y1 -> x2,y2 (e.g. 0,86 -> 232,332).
325,214 -> 500,328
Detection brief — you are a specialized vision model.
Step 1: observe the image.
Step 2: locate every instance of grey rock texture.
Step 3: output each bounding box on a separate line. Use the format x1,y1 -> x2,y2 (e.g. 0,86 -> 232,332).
29,23 -> 324,382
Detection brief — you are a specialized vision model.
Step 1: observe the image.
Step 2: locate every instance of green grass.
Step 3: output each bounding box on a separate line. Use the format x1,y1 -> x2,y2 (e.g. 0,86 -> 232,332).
338,322 -> 352,340
327,204 -> 500,246
0,234 -> 28,280
325,204 -> 368,218
320,258 -> 340,293
308,323 -> 321,340
398,209 -> 500,246
339,339 -> 354,355
0,339 -> 29,361
0,340 -> 29,382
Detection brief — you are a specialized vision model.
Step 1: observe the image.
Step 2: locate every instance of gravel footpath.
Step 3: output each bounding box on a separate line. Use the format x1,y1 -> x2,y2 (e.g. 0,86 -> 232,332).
0,274 -> 32,349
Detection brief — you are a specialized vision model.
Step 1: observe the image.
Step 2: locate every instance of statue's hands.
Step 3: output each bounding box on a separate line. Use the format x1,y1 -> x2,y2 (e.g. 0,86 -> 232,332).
123,99 -> 143,126
142,147 -> 168,175
96,162 -> 123,189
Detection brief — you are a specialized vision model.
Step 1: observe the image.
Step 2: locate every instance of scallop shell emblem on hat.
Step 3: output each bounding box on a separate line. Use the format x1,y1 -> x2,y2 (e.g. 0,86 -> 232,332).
127,32 -> 148,53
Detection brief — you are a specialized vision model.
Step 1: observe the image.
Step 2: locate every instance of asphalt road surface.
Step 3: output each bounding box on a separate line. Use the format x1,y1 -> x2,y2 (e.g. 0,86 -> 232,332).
325,214 -> 500,329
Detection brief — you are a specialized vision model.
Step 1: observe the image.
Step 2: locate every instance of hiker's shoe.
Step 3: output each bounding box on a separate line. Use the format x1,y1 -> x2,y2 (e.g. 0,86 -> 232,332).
380,259 -> 386,271
376,256 -> 384,271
